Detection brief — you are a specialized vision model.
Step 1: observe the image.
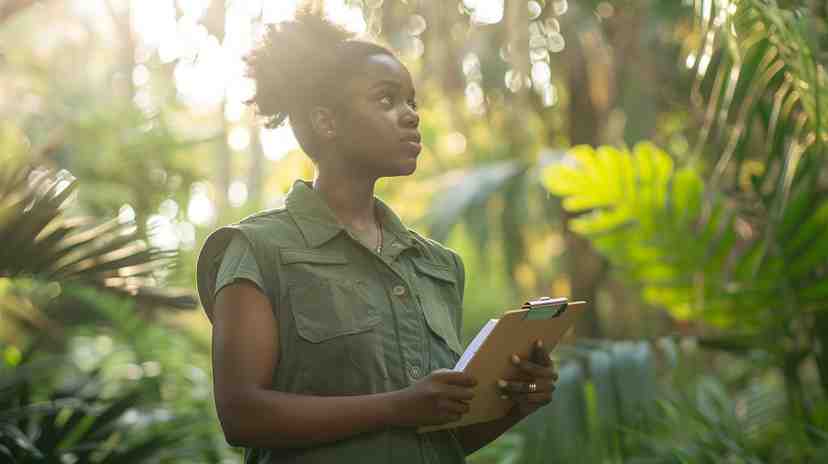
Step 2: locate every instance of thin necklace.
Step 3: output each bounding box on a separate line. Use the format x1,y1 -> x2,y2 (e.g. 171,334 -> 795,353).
375,215 -> 383,254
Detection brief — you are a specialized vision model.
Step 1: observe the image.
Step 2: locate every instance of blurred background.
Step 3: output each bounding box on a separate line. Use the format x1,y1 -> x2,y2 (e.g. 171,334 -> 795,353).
1,0 -> 827,462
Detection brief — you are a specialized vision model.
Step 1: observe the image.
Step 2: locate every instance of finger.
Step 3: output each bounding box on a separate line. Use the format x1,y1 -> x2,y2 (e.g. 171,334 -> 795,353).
532,339 -> 552,367
510,354 -> 556,379
433,370 -> 478,387
430,412 -> 462,426
441,384 -> 475,402
439,398 -> 471,415
522,392 -> 553,404
498,379 -> 554,394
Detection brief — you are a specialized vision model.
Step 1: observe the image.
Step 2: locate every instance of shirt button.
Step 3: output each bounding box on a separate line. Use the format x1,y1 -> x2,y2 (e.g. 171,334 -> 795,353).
392,285 -> 406,296
408,364 -> 422,379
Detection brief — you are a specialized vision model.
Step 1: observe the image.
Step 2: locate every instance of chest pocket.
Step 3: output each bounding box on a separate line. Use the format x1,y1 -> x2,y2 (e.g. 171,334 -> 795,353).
412,260 -> 464,364
281,249 -> 388,394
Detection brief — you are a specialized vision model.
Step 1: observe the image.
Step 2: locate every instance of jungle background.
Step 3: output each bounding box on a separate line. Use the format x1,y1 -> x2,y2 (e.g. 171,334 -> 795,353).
2,0 -> 827,462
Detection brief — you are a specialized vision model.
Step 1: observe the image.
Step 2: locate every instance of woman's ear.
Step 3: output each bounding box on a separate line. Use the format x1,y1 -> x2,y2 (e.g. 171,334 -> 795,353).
309,106 -> 337,140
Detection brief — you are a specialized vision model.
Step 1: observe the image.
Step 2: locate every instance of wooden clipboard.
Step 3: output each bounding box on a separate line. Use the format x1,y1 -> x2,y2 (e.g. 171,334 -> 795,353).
418,297 -> 586,433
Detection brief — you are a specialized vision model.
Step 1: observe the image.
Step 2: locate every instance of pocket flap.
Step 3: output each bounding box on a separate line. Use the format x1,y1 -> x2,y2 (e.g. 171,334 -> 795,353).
412,260 -> 456,284
295,311 -> 381,343
280,249 -> 348,265
289,280 -> 380,343
417,293 -> 463,357
422,303 -> 464,357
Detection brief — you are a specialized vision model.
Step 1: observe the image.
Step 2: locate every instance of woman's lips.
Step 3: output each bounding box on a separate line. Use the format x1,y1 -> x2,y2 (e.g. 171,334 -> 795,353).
402,140 -> 422,155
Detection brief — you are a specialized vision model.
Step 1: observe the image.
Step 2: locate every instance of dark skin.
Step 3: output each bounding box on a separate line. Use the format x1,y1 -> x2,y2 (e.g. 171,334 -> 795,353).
211,53 -> 558,453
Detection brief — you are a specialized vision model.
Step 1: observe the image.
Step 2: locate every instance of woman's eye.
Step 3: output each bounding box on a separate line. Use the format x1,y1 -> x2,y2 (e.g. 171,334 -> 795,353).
379,95 -> 393,106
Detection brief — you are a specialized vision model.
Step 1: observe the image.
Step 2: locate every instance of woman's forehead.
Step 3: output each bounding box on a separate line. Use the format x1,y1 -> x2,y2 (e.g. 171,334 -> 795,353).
346,54 -> 415,94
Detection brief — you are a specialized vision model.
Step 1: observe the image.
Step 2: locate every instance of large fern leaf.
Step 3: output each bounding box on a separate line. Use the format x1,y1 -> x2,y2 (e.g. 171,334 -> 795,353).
543,142 -> 828,329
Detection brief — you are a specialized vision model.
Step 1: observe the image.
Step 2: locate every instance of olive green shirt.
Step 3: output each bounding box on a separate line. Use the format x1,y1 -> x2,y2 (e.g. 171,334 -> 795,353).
196,179 -> 467,463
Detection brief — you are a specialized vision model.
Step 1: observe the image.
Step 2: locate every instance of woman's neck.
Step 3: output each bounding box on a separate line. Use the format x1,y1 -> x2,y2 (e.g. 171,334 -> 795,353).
312,172 -> 378,230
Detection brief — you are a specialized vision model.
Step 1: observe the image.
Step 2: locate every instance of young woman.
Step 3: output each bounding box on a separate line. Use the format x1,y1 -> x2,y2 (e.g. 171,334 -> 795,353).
196,9 -> 558,463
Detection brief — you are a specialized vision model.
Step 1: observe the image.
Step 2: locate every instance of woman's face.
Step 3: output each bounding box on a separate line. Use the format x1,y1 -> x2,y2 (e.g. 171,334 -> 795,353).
331,53 -> 421,178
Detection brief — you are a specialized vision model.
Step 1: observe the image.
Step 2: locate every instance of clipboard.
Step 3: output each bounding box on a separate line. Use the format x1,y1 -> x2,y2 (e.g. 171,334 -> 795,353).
418,297 -> 586,433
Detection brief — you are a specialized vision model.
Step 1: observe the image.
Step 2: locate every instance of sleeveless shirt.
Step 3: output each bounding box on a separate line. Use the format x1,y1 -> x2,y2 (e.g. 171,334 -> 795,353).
196,179 -> 467,463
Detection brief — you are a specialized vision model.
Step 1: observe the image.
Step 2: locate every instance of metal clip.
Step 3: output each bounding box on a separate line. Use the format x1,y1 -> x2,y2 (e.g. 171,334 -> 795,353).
521,296 -> 568,320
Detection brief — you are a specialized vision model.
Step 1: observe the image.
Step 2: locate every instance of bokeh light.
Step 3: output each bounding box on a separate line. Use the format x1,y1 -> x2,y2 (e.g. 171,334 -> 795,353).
463,0 -> 504,25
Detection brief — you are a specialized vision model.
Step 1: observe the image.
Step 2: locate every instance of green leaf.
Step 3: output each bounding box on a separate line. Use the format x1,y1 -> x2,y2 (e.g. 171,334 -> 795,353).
0,164 -> 197,340
540,362 -> 589,462
800,280 -> 828,304
588,348 -> 620,456
784,200 -> 828,258
425,161 -> 524,243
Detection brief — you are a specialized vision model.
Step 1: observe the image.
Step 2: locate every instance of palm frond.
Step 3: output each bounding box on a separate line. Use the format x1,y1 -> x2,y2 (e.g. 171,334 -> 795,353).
0,163 -> 196,342
686,0 -> 827,197
0,344 -> 192,463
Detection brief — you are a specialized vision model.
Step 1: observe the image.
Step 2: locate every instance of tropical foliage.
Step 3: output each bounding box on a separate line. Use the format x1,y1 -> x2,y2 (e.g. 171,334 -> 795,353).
474,337 -> 828,463
0,161 -> 196,343
540,0 -> 828,460
1,345 -> 188,463
0,159 -> 231,462
542,141 -> 828,328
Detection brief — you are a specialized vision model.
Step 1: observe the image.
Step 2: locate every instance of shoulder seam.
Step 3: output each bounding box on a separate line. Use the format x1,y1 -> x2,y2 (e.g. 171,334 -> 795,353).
408,229 -> 451,250
238,207 -> 289,224
407,229 -> 462,265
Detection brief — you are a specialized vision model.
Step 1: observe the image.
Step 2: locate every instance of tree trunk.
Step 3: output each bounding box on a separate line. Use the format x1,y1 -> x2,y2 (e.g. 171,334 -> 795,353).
558,6 -> 611,338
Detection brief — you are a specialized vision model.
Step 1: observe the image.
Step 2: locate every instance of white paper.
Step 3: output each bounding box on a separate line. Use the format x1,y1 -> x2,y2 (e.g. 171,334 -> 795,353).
454,318 -> 499,372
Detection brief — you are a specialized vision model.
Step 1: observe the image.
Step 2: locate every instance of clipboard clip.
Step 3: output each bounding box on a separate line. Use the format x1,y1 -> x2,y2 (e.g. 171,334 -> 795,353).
521,296 -> 568,320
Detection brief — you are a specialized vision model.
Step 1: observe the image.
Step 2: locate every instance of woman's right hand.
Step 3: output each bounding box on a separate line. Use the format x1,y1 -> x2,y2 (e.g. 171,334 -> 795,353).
390,369 -> 477,427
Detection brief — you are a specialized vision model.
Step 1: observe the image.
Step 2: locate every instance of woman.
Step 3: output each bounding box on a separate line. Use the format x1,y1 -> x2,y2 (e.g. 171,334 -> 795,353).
196,8 -> 558,463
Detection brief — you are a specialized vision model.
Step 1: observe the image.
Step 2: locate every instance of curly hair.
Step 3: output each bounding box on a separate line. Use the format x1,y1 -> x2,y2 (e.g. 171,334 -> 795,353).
244,7 -> 395,157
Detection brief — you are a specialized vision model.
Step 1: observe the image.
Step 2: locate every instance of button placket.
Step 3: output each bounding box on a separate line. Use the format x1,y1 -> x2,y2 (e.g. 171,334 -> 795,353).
371,245 -> 426,388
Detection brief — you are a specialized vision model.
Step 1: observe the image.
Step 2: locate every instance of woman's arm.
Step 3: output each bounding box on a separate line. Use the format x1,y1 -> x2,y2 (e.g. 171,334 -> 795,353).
212,280 -> 476,449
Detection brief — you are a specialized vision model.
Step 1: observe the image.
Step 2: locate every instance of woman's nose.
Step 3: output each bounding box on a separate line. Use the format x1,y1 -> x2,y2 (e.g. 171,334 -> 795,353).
402,106 -> 419,128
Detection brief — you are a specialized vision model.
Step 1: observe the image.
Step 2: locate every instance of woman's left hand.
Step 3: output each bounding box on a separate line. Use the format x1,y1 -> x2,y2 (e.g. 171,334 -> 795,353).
497,339 -> 558,418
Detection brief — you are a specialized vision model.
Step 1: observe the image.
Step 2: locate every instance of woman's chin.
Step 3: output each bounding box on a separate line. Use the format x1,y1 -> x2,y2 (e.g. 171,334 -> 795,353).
382,155 -> 418,177
399,157 -> 418,175
382,164 -> 417,178
374,154 -> 419,178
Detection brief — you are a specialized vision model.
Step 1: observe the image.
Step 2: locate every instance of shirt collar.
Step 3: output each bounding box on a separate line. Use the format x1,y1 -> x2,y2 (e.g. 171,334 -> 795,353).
285,179 -> 417,252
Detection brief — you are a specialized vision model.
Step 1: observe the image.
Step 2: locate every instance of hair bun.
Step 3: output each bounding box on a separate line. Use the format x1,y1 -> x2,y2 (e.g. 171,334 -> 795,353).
244,8 -> 355,128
